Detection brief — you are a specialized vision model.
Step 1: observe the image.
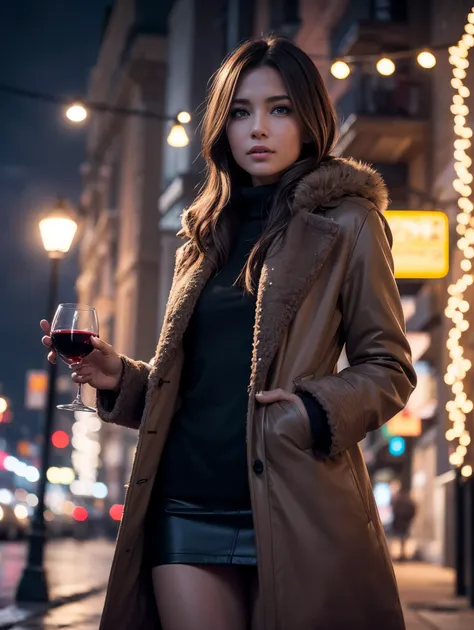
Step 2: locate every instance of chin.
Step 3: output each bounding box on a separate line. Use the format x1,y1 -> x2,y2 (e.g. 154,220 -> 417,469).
246,164 -> 281,179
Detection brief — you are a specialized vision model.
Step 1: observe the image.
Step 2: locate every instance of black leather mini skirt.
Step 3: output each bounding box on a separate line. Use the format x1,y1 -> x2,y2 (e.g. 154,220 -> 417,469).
148,498 -> 257,568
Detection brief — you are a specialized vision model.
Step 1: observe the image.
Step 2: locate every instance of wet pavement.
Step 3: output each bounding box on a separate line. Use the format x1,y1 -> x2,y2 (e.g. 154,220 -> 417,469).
0,539 -> 113,629
0,539 -> 114,609
10,591 -> 106,630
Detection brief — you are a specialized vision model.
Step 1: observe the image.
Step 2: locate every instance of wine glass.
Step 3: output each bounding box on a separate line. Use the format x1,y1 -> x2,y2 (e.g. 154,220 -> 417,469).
50,303 -> 99,412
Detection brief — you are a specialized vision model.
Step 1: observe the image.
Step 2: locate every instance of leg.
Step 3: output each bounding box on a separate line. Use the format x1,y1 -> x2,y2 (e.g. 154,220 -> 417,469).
247,567 -> 261,630
399,534 -> 407,561
152,564 -> 250,630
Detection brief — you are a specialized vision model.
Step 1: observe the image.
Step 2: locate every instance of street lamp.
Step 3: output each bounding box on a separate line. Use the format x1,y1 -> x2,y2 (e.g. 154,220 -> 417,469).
16,198 -> 78,603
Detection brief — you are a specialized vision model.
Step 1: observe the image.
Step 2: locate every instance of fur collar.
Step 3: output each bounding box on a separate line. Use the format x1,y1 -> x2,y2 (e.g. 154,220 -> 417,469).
148,157 -> 387,394
293,157 -> 389,214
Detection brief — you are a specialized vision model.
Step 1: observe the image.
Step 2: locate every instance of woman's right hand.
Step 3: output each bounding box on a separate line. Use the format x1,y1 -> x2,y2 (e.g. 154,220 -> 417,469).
41,320 -> 124,392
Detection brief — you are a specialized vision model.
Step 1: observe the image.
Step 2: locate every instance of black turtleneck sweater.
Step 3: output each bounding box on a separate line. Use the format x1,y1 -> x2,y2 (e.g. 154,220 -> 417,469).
152,184 -> 330,508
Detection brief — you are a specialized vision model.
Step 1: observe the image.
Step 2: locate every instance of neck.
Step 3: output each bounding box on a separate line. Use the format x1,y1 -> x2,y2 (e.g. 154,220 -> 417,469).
251,174 -> 281,187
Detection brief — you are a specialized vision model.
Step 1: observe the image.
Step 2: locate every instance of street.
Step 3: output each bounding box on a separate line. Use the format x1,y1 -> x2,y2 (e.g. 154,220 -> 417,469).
0,539 -> 473,629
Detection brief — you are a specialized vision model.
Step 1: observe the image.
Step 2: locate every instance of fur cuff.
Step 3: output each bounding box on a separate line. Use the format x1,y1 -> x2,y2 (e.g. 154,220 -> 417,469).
96,356 -> 151,429
296,374 -> 366,458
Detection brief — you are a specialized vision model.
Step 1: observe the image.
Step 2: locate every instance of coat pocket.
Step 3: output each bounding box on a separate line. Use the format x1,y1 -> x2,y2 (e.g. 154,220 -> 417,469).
265,399 -> 313,451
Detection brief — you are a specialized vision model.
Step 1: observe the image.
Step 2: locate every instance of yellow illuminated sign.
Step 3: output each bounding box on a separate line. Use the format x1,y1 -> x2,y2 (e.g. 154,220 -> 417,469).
385,210 -> 449,279
385,409 -> 422,437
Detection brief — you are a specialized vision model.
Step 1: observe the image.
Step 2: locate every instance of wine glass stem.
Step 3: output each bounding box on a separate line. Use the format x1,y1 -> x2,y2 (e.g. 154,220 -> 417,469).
75,383 -> 84,405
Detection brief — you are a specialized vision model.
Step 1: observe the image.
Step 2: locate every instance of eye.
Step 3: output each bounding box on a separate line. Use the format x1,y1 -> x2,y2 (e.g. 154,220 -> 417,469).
272,105 -> 292,115
229,108 -> 248,119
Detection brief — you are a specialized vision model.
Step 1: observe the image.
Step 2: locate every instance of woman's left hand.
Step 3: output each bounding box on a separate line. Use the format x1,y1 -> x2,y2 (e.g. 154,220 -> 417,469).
255,389 -> 309,420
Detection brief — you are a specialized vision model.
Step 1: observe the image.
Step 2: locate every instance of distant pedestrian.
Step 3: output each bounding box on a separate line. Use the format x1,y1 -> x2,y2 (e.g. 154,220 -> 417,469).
42,35 -> 416,630
391,488 -> 417,561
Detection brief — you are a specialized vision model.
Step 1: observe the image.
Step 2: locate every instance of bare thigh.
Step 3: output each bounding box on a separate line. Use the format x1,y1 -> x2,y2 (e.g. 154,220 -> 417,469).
152,564 -> 257,630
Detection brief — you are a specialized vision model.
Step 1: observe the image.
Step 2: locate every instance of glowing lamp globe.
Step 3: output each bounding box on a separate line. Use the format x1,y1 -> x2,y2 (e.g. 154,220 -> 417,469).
39,198 -> 78,258
177,111 -> 191,124
376,58 -> 396,76
167,123 -> 189,148
331,61 -> 351,80
417,51 -> 436,69
66,103 -> 88,123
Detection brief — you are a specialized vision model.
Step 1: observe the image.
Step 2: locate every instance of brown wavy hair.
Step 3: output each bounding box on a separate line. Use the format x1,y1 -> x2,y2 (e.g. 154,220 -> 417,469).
179,35 -> 338,293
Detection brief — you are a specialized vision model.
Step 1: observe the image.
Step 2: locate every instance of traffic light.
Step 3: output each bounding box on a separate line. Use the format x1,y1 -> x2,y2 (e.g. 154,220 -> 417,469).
389,436 -> 406,456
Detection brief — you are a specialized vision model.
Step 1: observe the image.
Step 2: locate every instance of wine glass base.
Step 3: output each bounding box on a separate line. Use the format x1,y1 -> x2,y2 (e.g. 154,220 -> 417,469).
57,402 -> 96,413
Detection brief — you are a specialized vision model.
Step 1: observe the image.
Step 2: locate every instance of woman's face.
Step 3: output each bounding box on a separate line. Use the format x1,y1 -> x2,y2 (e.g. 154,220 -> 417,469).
226,66 -> 304,186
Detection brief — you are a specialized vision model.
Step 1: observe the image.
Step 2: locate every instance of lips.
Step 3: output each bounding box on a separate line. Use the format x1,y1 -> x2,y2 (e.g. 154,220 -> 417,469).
248,145 -> 274,155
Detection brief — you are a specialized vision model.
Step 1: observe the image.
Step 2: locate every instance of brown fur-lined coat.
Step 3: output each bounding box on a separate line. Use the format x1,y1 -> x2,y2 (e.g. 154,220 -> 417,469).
97,158 -> 416,630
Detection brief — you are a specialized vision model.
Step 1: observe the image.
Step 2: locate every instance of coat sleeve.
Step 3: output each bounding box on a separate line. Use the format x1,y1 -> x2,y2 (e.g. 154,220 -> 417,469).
95,356 -> 151,430
295,207 -> 417,458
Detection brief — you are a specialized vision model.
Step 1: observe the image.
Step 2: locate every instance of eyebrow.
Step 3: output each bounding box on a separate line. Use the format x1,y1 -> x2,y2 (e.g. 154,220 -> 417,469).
231,95 -> 291,104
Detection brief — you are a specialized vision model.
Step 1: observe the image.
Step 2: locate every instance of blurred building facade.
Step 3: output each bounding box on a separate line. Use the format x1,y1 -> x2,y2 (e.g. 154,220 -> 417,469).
77,0 -> 474,561
324,0 -> 474,568
76,0 -> 171,515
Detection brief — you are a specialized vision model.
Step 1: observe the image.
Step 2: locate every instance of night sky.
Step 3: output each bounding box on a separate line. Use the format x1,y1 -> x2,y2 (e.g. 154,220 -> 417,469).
0,1 -> 111,443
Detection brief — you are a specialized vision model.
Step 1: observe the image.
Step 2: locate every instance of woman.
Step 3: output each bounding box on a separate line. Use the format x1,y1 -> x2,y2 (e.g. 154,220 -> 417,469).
41,36 -> 416,630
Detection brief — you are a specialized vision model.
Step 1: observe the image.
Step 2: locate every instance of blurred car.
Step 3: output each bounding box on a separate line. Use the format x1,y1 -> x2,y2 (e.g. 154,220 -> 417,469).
45,511 -> 75,538
0,503 -> 28,540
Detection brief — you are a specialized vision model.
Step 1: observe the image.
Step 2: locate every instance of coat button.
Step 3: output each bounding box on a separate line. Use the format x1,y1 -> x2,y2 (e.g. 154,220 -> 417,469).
253,459 -> 264,475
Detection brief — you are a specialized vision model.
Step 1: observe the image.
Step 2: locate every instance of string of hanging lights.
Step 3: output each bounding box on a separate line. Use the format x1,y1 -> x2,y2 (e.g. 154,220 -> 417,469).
0,83 -> 191,148
326,46 -> 440,80
444,11 -> 474,479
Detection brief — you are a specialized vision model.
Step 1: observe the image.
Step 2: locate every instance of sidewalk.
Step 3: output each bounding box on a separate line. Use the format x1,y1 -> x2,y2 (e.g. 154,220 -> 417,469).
0,539 -> 114,629
9,591 -> 106,630
396,562 -> 474,630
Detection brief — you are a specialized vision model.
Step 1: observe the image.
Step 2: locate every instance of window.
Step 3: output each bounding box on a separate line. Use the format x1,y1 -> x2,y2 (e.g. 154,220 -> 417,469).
371,0 -> 407,22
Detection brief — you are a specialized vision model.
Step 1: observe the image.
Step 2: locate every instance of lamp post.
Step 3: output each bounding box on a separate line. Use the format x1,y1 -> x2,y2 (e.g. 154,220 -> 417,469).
16,198 -> 78,603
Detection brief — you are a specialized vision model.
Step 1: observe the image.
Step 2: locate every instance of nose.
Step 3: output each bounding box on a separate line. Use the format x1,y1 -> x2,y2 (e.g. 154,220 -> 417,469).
251,111 -> 268,139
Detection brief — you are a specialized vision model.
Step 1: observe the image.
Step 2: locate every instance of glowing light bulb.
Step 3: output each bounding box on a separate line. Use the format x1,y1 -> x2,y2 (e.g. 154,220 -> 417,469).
330,60 -> 351,80
461,464 -> 473,477
66,103 -> 88,123
417,51 -> 436,69
376,58 -> 395,76
460,433 -> 471,446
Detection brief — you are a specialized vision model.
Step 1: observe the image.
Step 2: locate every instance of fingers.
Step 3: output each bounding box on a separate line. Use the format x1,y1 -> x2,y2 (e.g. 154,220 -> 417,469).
90,336 -> 113,355
40,320 -> 51,335
71,367 -> 94,384
255,388 -> 291,403
41,320 -> 56,363
47,351 -> 57,364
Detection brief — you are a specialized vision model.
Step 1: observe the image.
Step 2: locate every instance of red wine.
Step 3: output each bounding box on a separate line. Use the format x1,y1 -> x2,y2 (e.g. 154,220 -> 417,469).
51,330 -> 98,364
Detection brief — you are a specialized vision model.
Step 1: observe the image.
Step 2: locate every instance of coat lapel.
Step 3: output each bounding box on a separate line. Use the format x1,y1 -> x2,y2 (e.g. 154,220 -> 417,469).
148,252 -> 214,389
148,212 -> 340,393
249,211 -> 339,391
